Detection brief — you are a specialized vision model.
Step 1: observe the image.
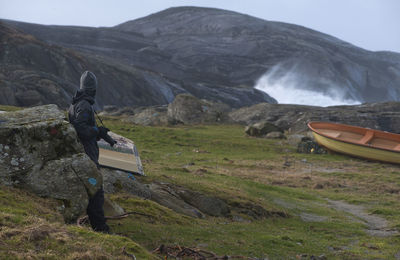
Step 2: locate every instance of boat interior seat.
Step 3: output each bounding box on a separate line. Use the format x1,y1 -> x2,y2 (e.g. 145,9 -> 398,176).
329,132 -> 341,138
393,144 -> 400,151
358,131 -> 374,144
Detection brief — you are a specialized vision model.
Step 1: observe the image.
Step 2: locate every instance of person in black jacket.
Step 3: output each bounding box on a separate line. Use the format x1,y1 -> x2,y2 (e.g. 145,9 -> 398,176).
68,71 -> 109,233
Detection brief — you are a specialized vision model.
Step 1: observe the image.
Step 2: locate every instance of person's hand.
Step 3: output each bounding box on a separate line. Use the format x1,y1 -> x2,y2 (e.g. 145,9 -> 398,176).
98,126 -> 109,136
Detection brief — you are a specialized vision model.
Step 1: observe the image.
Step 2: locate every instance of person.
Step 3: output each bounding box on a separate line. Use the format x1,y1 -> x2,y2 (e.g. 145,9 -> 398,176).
68,71 -> 109,233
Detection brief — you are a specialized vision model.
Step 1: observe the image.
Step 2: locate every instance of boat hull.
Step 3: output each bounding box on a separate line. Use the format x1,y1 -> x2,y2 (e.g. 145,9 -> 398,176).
311,127 -> 400,164
313,132 -> 400,164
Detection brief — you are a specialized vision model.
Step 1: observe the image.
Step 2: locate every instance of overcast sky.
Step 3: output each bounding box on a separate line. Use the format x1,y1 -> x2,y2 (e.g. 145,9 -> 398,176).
0,0 -> 399,53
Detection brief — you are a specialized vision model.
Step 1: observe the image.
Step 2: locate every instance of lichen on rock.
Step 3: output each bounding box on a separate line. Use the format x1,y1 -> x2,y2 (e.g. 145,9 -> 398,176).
0,104 -> 103,223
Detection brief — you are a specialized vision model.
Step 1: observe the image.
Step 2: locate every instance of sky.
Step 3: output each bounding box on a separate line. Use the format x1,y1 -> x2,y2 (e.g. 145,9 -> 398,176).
0,0 -> 399,53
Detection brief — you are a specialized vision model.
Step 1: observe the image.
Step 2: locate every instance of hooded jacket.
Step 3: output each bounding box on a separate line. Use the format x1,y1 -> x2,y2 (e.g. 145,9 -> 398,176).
68,72 -> 99,165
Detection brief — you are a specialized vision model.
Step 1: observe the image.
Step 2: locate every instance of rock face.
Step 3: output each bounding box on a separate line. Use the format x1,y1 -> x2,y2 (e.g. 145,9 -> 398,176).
230,102 -> 400,134
0,23 -> 183,110
0,17 -> 275,109
2,7 -> 400,108
115,7 -> 400,103
0,105 -> 103,223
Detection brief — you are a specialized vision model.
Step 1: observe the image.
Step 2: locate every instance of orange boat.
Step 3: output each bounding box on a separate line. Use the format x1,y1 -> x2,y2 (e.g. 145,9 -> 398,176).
308,122 -> 400,164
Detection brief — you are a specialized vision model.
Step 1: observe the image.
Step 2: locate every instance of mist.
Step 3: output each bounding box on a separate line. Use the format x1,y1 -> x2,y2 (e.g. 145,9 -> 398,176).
255,68 -> 361,107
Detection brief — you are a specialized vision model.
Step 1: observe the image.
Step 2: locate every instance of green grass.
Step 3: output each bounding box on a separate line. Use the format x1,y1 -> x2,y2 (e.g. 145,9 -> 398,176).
0,104 -> 22,111
100,118 -> 400,259
0,186 -> 157,259
2,115 -> 400,259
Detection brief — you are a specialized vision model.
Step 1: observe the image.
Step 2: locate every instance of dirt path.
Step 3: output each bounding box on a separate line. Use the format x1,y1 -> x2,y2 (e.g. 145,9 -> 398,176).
326,199 -> 398,237
274,197 -> 398,237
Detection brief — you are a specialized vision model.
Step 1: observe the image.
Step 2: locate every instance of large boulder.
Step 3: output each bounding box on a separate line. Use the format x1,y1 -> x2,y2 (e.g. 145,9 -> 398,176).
0,105 -> 103,223
122,106 -> 169,126
167,94 -> 232,125
245,121 -> 282,137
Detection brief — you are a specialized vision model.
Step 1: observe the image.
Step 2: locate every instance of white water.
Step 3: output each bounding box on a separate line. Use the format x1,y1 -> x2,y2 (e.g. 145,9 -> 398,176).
255,70 -> 361,107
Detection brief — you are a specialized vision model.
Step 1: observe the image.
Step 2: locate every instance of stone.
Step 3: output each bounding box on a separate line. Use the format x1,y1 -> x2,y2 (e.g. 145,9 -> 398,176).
104,197 -> 125,216
0,105 -> 103,223
102,168 -> 231,218
103,105 -> 119,114
297,137 -> 327,154
102,168 -> 151,199
175,189 -> 230,217
122,105 -> 169,126
245,121 -> 282,137
147,183 -> 205,218
265,131 -> 286,139
167,94 -> 232,125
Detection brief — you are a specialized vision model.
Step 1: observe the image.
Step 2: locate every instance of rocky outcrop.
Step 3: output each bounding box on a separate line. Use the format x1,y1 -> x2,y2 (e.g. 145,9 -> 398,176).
231,102 -> 400,134
245,121 -> 282,137
175,188 -> 230,217
102,168 -> 230,219
167,94 -> 232,125
101,97 -> 400,136
108,94 -> 234,126
0,105 -> 103,223
103,168 -> 283,220
122,106 -> 169,126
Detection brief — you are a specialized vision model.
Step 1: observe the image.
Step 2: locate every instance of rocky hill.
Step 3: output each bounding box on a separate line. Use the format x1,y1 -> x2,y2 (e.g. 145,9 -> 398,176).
1,6 -> 400,108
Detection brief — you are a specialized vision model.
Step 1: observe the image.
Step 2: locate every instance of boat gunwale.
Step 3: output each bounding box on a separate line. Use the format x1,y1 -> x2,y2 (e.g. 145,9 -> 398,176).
307,121 -> 400,154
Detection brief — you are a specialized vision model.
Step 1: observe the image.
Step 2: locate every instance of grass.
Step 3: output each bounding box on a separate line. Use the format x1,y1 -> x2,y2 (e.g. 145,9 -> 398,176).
0,105 -> 22,111
2,115 -> 400,259
100,118 -> 400,259
0,186 -> 157,259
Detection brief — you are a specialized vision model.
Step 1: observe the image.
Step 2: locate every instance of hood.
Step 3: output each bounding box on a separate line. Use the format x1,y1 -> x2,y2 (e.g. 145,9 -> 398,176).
72,89 -> 95,105
80,71 -> 97,97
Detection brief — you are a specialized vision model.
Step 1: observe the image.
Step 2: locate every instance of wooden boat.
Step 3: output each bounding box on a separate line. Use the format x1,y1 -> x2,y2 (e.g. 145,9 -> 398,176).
98,131 -> 145,175
308,122 -> 400,164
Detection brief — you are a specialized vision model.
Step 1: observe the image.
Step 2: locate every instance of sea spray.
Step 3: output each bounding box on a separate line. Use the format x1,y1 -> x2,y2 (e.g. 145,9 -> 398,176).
255,66 -> 361,107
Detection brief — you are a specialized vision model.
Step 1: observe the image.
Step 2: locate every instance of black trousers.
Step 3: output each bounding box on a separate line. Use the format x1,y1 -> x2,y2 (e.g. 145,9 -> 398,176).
87,188 -> 109,232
